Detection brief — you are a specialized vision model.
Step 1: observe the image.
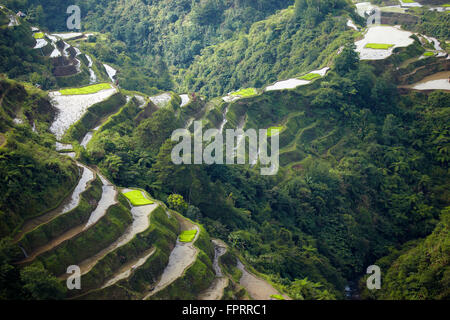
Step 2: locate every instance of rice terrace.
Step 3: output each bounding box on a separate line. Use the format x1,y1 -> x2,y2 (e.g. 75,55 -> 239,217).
0,0 -> 448,314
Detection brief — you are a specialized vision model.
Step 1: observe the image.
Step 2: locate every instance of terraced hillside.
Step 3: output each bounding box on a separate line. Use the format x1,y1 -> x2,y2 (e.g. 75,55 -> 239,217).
0,0 -> 449,301
0,20 -> 275,300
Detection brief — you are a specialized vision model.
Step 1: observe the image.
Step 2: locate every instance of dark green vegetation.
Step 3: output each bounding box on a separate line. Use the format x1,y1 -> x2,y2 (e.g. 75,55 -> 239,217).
0,78 -> 79,239
0,0 -> 449,300
0,78 -> 79,299
73,206 -> 180,299
3,0 -> 449,95
18,175 -> 103,253
150,224 -> 215,300
64,92 -> 127,143
82,44 -> 450,299
0,7 -> 57,89
182,0 -> 354,96
361,207 -> 449,300
4,0 -> 356,96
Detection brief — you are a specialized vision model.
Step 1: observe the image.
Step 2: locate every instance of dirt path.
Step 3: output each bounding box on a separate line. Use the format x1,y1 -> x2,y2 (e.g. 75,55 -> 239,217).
142,217 -> 200,300
83,175 -> 117,229
403,71 -> 450,91
219,107 -> 229,134
101,247 -> 156,289
16,173 -> 117,264
237,260 -> 289,300
180,94 -> 190,107
13,163 -> 95,242
198,239 -> 228,300
8,15 -> 19,27
59,189 -> 158,280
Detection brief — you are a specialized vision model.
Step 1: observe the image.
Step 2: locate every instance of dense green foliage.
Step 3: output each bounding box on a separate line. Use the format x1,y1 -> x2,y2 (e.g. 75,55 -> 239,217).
72,205 -> 179,297
0,0 -> 449,301
0,79 -> 79,238
84,47 -> 449,298
37,201 -> 132,276
361,206 -> 449,300
18,175 -> 103,253
181,2 -> 354,96
0,7 -> 57,89
0,78 -> 79,300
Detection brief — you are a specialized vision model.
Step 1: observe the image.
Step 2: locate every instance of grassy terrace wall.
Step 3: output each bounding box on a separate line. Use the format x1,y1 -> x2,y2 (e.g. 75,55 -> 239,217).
149,224 -> 215,300
41,41 -> 54,56
64,92 -> 126,142
79,245 -> 174,300
278,112 -> 309,149
18,175 -> 103,253
168,92 -> 182,111
94,96 -> 139,133
398,59 -> 450,85
70,205 -> 179,297
0,79 -> 80,238
37,196 -> 133,276
367,38 -> 425,75
225,81 -> 317,132
178,96 -> 206,124
81,218 -> 215,300
55,64 -> 91,89
220,250 -> 242,283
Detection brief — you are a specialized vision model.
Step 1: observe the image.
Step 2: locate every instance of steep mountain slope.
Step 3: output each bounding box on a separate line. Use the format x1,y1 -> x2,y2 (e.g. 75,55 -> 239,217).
181,0 -> 356,96
361,206 -> 449,300
0,0 -> 449,301
0,78 -> 79,239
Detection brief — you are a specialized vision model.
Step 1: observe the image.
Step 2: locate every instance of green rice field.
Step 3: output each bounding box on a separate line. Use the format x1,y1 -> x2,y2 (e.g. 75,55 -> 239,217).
33,32 -> 45,39
60,83 -> 112,96
179,229 -> 198,242
299,73 -> 321,81
267,126 -> 284,137
123,190 -> 154,206
364,43 -> 394,50
230,88 -> 258,98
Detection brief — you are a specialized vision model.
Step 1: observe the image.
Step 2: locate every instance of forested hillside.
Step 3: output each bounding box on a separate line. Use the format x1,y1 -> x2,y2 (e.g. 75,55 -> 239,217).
82,46 -> 449,298
0,0 -> 449,301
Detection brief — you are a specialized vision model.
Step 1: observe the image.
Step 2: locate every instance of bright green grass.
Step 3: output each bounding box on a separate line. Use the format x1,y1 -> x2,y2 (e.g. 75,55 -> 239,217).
270,294 -> 285,300
179,229 -> 198,242
60,83 -> 112,95
423,51 -> 435,57
267,126 -> 284,137
33,32 -> 45,39
401,0 -> 415,3
230,88 -> 257,97
299,73 -> 321,81
123,190 -> 154,206
365,43 -> 394,50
